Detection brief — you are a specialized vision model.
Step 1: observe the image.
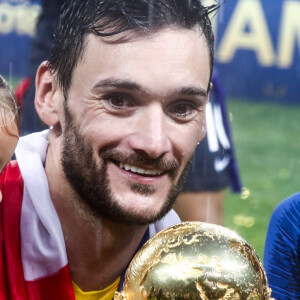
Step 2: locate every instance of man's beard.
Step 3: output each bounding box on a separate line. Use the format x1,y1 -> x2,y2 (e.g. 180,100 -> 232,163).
61,103 -> 192,225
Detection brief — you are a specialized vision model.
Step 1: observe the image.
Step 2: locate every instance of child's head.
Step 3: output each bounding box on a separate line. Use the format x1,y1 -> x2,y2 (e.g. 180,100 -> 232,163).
0,75 -> 20,173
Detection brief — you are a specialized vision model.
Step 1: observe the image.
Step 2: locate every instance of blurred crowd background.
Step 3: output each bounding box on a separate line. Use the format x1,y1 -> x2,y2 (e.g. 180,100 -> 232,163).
0,0 -> 299,258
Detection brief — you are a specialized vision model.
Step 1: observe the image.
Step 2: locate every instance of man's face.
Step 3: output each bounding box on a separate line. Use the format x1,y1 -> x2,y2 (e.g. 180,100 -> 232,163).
60,27 -> 210,224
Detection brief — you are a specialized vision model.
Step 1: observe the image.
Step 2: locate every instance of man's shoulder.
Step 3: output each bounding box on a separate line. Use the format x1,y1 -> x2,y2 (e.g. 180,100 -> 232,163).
266,192 -> 300,248
271,192 -> 300,223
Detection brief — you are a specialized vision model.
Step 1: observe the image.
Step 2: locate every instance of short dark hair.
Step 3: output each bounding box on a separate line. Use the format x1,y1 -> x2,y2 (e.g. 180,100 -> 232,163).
48,0 -> 219,97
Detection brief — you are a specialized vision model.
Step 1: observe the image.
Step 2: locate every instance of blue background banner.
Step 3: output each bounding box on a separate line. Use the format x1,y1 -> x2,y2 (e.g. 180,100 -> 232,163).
0,0 -> 40,79
0,0 -> 299,104
213,0 -> 300,105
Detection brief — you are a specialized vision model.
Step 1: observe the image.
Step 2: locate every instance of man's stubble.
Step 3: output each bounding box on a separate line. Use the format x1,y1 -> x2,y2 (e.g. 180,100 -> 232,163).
61,102 -> 192,225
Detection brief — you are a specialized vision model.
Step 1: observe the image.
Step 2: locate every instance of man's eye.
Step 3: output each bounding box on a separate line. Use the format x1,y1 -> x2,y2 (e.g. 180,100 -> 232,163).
106,94 -> 134,109
168,102 -> 197,119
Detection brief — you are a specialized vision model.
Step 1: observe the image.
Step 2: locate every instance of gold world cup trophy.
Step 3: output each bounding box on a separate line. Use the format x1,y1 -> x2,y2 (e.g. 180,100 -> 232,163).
115,222 -> 273,300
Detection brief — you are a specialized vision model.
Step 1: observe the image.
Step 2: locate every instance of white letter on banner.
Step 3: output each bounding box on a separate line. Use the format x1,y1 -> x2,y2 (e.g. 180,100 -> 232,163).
277,1 -> 300,69
0,4 -> 14,34
217,0 -> 275,66
16,4 -> 41,36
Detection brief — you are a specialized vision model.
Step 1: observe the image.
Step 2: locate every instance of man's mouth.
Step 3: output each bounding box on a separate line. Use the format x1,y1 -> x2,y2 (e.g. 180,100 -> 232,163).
118,162 -> 164,176
101,150 -> 178,179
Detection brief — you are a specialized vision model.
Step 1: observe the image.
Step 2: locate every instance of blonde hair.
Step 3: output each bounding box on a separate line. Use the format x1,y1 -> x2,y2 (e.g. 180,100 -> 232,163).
0,75 -> 20,136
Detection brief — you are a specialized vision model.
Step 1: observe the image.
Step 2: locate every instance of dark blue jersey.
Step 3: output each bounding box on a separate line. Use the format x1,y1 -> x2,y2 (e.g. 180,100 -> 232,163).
182,70 -> 242,193
264,192 -> 300,299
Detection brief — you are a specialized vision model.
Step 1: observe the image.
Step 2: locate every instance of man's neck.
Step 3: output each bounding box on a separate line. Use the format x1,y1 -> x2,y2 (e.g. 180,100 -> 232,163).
45,132 -> 148,291
59,209 -> 147,291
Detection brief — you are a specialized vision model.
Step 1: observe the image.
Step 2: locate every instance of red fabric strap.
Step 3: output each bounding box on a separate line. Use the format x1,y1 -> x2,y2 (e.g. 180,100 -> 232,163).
0,161 -> 27,299
26,265 -> 75,300
0,162 -> 75,300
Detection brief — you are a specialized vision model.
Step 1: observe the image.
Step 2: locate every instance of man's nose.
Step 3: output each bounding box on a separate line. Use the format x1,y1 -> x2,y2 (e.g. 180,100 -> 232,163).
128,104 -> 172,159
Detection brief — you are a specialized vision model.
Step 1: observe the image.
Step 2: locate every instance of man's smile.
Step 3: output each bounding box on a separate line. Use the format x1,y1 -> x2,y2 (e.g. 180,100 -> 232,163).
101,149 -> 179,180
118,162 -> 164,176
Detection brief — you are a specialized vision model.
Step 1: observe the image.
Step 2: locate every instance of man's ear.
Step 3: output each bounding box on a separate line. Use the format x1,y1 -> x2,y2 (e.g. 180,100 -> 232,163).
35,61 -> 62,126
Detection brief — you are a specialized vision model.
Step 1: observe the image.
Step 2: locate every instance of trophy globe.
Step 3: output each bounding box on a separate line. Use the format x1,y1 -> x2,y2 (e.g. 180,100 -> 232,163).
115,222 -> 273,300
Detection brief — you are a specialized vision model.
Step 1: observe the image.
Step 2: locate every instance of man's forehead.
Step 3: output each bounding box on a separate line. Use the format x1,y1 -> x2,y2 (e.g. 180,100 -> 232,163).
79,26 -> 210,75
71,26 -> 211,95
